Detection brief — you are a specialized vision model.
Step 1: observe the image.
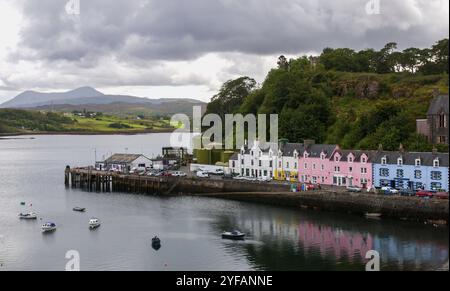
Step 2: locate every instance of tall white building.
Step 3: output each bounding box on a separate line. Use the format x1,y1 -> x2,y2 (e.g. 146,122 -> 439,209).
229,140 -> 277,179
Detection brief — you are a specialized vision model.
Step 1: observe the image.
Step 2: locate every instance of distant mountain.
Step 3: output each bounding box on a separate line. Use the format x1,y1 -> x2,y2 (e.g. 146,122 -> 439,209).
1,87 -> 104,108
0,87 -> 205,117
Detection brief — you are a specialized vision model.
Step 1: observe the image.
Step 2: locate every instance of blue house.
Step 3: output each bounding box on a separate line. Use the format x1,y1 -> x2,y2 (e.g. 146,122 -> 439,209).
372,149 -> 449,192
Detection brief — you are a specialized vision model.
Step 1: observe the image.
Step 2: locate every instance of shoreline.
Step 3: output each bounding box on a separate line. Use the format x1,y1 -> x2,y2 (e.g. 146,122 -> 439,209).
0,128 -> 175,138
66,168 -> 449,225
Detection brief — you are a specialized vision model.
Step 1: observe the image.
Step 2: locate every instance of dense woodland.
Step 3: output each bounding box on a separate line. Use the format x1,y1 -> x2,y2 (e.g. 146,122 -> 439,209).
206,39 -> 449,152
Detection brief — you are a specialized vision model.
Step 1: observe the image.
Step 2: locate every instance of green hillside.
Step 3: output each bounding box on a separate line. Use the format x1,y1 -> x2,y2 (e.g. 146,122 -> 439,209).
0,109 -> 174,135
205,39 -> 449,152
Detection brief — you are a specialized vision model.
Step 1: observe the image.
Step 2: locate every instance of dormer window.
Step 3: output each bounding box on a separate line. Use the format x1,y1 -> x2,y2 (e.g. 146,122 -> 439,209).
415,159 -> 421,167
304,152 -> 308,159
433,159 -> 440,168
348,156 -> 353,163
381,157 -> 387,165
293,151 -> 298,159
334,156 -> 339,162
361,156 -> 367,163
397,157 -> 403,166
320,153 -> 325,160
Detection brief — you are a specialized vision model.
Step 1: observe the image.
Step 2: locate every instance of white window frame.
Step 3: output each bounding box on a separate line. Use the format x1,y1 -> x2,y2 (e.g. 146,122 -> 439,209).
433,159 -> 440,168
415,159 -> 421,167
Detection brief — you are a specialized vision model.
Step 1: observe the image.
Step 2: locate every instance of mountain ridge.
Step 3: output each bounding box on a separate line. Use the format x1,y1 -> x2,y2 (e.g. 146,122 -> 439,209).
0,87 -> 204,108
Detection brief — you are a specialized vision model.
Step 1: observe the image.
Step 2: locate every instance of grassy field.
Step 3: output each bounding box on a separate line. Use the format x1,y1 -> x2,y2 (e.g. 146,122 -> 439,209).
68,114 -> 174,132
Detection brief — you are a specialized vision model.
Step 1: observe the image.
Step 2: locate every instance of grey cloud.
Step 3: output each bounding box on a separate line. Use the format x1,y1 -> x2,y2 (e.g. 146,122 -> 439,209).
12,0 -> 449,63
2,0 -> 448,94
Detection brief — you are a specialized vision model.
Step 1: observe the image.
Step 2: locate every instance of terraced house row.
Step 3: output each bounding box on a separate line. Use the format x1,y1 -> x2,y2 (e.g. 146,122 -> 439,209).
229,140 -> 449,192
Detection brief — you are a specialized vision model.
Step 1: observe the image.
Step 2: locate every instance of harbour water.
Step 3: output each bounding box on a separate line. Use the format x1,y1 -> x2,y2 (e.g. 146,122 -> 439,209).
0,134 -> 448,271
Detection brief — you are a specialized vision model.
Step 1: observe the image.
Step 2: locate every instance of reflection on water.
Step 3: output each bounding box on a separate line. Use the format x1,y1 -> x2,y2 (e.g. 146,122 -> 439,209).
0,134 -> 448,271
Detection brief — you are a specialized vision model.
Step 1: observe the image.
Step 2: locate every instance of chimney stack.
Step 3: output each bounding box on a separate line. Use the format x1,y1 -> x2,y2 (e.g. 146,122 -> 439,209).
432,147 -> 438,154
399,143 -> 405,152
378,144 -> 383,151
304,139 -> 316,147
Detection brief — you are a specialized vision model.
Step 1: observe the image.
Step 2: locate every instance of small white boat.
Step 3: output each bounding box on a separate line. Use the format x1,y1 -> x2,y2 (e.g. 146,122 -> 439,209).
365,213 -> 382,218
41,222 -> 57,232
18,212 -> 37,220
89,218 -> 101,229
222,230 -> 246,240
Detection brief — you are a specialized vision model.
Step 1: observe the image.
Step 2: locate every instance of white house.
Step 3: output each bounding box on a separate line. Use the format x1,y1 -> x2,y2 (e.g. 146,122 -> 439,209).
230,141 -> 277,179
96,154 -> 152,173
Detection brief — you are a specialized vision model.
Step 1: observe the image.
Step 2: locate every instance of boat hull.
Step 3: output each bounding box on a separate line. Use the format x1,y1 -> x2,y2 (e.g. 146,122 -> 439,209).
42,227 -> 56,233
19,216 -> 37,220
222,233 -> 245,240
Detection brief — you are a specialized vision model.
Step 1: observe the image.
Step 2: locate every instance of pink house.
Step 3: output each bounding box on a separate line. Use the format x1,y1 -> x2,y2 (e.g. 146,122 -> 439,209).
329,148 -> 374,188
298,142 -> 338,186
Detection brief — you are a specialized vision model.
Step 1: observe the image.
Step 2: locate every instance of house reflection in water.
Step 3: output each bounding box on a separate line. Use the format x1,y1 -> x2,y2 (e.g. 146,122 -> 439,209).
296,221 -> 448,269
298,223 -> 373,261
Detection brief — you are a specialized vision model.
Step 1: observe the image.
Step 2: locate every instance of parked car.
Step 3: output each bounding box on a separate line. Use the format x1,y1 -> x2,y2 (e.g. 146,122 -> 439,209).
257,177 -> 272,182
196,171 -> 209,178
305,183 -> 321,191
161,171 -> 172,177
210,169 -> 224,175
433,192 -> 449,200
381,186 -> 399,195
399,189 -> 415,197
416,190 -> 434,198
223,173 -> 234,180
171,171 -> 187,177
347,186 -> 362,193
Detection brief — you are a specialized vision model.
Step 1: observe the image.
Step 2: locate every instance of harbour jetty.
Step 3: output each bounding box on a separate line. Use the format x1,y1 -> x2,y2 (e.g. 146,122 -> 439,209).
65,167 -> 449,224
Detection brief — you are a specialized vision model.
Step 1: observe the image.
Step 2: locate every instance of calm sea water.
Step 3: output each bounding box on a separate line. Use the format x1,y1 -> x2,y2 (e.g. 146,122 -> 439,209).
0,134 -> 448,271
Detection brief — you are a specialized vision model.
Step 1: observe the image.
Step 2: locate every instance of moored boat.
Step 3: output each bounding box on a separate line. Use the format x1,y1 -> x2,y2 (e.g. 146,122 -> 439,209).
42,222 -> 57,232
73,207 -> 86,212
152,236 -> 161,245
18,212 -> 37,220
89,218 -> 101,229
365,213 -> 382,218
222,230 -> 245,240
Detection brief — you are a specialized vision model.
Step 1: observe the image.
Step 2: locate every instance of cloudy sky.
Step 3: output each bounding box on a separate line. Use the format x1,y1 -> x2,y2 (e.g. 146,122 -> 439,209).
0,0 -> 448,103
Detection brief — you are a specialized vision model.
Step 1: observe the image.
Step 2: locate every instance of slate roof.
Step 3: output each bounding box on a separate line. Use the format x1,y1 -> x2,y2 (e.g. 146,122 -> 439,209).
279,142 -> 304,156
331,149 -> 376,162
427,94 -> 449,115
104,154 -> 148,164
372,151 -> 449,167
304,144 -> 337,158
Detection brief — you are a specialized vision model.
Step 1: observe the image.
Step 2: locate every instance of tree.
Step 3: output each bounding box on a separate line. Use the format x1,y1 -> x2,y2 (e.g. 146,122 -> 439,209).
277,55 -> 289,71
376,42 -> 398,73
205,77 -> 257,118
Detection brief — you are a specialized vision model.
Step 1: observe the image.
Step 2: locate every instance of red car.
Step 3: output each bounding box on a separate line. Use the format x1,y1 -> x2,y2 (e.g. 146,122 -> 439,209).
433,192 -> 449,200
416,190 -> 434,198
161,171 -> 172,177
305,184 -> 321,191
